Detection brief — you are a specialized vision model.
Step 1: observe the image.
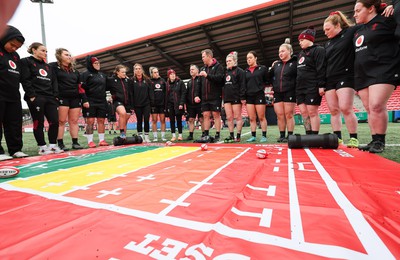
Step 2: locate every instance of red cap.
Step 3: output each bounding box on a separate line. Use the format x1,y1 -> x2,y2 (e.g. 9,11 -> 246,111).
298,26 -> 316,42
91,57 -> 99,64
167,69 -> 176,78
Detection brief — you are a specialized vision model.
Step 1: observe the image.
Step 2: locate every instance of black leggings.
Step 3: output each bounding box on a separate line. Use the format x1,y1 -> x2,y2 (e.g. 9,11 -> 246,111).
0,100 -> 23,155
27,95 -> 59,146
134,105 -> 150,133
167,103 -> 183,134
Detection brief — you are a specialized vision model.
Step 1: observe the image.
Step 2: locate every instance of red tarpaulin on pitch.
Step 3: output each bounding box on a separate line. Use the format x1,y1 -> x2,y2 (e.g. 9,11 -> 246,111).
0,143 -> 399,259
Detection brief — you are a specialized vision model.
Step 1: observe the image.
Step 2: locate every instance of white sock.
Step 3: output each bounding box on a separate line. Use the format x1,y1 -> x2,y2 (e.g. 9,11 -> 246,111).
153,132 -> 158,138
40,145 -> 47,150
98,133 -> 105,141
172,133 -> 176,137
161,132 -> 165,138
49,144 -> 56,148
178,133 -> 182,138
87,134 -> 94,143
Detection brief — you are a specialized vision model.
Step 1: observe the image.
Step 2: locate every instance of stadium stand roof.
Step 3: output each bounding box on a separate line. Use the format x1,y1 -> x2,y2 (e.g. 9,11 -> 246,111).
74,0 -> 355,79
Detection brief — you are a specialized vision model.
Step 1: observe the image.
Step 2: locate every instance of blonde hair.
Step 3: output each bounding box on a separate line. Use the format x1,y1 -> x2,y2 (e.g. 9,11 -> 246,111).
133,63 -> 150,81
226,51 -> 238,66
113,64 -> 128,76
55,48 -> 75,71
280,38 -> 293,56
149,66 -> 158,78
324,11 -> 354,29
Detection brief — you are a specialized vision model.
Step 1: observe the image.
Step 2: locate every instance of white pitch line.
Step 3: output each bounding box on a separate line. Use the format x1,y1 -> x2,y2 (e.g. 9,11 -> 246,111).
305,149 -> 394,259
287,148 -> 305,242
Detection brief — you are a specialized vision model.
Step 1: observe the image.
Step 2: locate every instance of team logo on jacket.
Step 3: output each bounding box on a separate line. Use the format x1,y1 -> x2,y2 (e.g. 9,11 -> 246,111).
355,35 -> 364,47
225,75 -> 231,81
298,57 -> 305,64
39,69 -> 48,77
8,60 -> 17,69
155,84 -> 161,89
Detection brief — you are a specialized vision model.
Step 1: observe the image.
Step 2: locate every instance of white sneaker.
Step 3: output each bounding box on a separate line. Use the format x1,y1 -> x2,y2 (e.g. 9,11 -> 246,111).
0,154 -> 13,161
161,138 -> 167,142
12,151 -> 29,158
153,138 -> 158,142
144,135 -> 151,143
38,147 -> 53,155
50,146 -> 64,154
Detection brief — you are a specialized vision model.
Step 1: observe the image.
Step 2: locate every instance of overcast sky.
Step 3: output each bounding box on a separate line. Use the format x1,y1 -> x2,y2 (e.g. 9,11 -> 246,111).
9,0 -> 268,62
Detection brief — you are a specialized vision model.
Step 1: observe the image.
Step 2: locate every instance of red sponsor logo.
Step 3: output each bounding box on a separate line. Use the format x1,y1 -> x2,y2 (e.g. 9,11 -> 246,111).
355,35 -> 364,47
8,60 -> 17,69
39,69 -> 48,77
155,83 -> 161,89
298,57 -> 305,64
225,75 -> 231,81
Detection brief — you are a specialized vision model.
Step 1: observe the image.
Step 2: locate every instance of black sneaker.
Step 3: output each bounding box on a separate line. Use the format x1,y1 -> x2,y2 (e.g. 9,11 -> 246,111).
72,143 -> 83,149
59,143 -> 69,151
186,136 -> 193,141
369,140 -> 385,153
214,136 -> 220,142
277,137 -> 286,143
224,136 -> 234,143
358,140 -> 374,151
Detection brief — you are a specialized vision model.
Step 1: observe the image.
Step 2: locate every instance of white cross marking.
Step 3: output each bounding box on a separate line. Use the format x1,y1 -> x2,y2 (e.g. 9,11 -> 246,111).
160,199 -> 190,208
86,171 -> 104,177
183,159 -> 192,163
137,174 -> 155,182
96,188 -> 122,198
273,167 -> 279,172
41,181 -> 67,188
275,159 -> 281,163
71,185 -> 89,191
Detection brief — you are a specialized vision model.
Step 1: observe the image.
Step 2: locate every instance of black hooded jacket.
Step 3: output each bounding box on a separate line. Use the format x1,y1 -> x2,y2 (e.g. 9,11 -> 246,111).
49,62 -> 81,99
20,56 -> 58,100
0,26 -> 25,102
79,55 -> 107,105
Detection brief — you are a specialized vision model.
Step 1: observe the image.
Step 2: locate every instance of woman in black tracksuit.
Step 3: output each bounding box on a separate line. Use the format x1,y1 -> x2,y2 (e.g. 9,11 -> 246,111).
106,64 -> 132,139
223,51 -> 246,143
131,63 -> 154,143
268,39 -> 297,142
80,55 -> 109,147
166,69 -> 186,141
296,26 -> 326,135
50,48 -> 84,150
244,51 -> 269,142
0,25 -> 27,159
149,66 -> 167,142
21,42 -> 62,155
353,0 -> 400,153
323,11 -> 360,148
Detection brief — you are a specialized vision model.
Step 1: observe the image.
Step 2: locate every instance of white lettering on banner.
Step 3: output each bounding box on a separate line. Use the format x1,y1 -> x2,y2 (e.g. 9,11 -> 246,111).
231,207 -> 273,228
125,233 -> 159,254
123,234 -> 250,259
333,149 -> 353,158
296,162 -> 316,172
150,238 -> 188,259
246,184 -> 276,197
